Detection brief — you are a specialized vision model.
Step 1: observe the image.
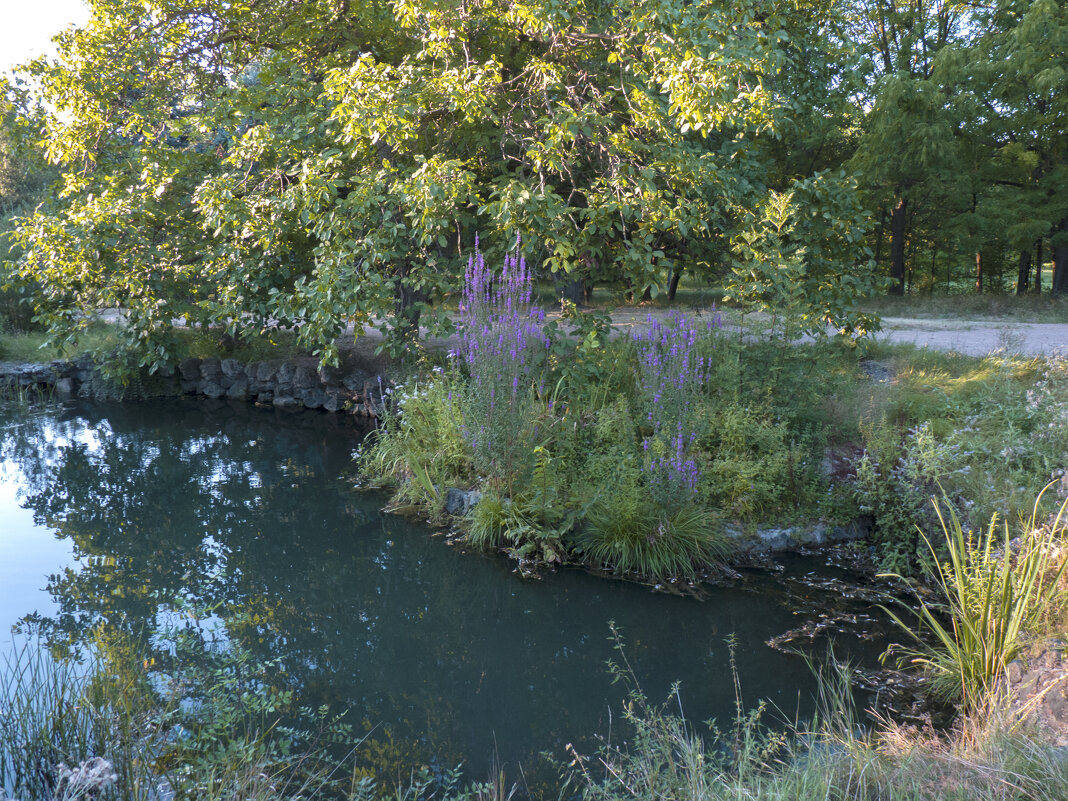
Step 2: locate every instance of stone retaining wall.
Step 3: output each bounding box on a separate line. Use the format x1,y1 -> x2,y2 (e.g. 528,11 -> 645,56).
0,355 -> 388,416
174,357 -> 386,415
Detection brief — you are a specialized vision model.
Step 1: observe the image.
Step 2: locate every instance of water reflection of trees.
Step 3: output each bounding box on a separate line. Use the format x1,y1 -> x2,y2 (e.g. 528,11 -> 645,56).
0,400 -> 611,771
1,399 -> 883,778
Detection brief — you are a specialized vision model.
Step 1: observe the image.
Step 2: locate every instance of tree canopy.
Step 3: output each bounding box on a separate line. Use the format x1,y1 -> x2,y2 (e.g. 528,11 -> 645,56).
4,0 -> 890,368
4,0 -> 1064,370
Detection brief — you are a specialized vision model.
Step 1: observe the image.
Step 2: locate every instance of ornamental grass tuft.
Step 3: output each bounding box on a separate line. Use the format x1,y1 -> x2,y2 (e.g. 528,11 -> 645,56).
881,485 -> 1068,707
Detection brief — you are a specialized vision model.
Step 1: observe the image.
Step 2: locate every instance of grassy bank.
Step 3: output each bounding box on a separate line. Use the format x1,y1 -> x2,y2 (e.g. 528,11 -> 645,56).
360,290 -> 1068,579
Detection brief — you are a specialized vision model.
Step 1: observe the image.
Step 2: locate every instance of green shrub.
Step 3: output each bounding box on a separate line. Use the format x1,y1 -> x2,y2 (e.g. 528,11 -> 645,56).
699,405 -> 817,521
359,373 -> 474,513
854,421 -> 967,573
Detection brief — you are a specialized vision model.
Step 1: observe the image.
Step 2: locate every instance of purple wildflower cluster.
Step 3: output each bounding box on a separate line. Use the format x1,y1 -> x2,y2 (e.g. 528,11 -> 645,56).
634,310 -> 721,510
458,237 -> 547,477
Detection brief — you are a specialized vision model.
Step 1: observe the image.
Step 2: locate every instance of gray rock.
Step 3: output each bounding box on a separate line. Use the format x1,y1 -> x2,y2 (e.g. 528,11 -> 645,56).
199,358 -> 222,381
200,381 -> 226,399
756,528 -> 792,551
860,359 -> 892,383
292,365 -> 318,389
274,363 -> 295,388
343,369 -> 372,392
221,358 -> 245,379
445,488 -> 482,516
322,392 -> 343,413
225,379 -> 249,400
273,395 -> 302,410
50,359 -> 77,378
54,377 -> 75,399
180,379 -> 199,394
254,362 -> 277,383
319,364 -> 343,386
796,523 -> 828,546
300,388 -> 326,409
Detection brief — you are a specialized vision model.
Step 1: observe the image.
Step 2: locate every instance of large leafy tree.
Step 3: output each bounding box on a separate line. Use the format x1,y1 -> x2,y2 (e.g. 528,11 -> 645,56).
11,0 -> 880,368
844,0 -> 974,294
955,0 -> 1068,295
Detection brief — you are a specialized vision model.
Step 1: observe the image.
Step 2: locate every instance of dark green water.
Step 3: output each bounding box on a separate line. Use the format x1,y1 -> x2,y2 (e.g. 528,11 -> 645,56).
0,399 -> 892,780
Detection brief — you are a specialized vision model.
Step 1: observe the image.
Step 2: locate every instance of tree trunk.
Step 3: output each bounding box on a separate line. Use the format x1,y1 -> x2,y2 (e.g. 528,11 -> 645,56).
889,196 -> 907,295
1053,217 -> 1068,296
555,274 -> 585,305
667,266 -> 683,302
975,251 -> 983,294
1016,249 -> 1032,295
393,262 -> 426,349
874,209 -> 887,269
1035,238 -> 1044,294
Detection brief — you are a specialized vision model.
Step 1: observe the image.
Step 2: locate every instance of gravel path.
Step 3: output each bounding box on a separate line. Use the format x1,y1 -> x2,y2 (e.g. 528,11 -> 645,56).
112,306 -> 1068,360
557,308 -> 1068,359
872,317 -> 1067,358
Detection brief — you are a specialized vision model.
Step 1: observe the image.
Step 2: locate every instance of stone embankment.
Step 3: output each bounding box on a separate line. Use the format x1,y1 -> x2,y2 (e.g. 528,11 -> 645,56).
0,355 -> 389,416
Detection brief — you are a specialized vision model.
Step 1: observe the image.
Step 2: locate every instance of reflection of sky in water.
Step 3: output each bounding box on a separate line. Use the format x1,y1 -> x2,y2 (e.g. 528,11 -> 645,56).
0,481 -> 72,652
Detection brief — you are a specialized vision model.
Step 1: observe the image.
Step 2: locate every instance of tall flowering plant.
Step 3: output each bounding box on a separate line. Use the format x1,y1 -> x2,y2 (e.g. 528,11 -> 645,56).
458,237 -> 547,484
634,310 -> 721,513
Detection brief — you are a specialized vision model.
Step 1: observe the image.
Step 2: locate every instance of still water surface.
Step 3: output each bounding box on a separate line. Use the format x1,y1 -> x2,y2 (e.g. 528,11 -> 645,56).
0,399 -> 889,778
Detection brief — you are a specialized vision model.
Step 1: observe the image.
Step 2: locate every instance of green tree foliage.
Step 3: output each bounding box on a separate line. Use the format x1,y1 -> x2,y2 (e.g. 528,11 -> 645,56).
844,0 -> 973,295
946,0 -> 1068,294
8,0 -> 881,369
1,79 -> 57,330
846,0 -> 1068,296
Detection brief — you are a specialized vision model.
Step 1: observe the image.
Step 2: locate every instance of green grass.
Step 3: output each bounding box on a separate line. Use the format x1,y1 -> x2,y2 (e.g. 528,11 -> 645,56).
578,503 -> 729,579
858,290 -> 1068,322
577,632 -> 1068,801
0,322 -> 120,362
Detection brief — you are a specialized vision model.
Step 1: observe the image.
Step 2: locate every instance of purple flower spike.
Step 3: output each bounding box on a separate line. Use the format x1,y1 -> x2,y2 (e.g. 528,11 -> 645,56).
636,310 -> 722,510
457,234 -> 550,478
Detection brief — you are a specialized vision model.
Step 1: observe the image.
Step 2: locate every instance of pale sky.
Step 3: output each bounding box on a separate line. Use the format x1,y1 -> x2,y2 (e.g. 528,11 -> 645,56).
0,0 -> 91,74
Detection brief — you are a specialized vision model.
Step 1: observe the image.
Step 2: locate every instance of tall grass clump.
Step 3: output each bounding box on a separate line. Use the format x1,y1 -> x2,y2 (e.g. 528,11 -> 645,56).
359,371 -> 473,514
457,238 -> 547,488
882,487 -> 1068,708
575,635 -> 1068,801
0,639 -> 161,801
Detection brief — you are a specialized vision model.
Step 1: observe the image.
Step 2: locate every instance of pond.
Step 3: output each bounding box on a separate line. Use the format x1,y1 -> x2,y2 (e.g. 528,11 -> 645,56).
0,398 -> 895,783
